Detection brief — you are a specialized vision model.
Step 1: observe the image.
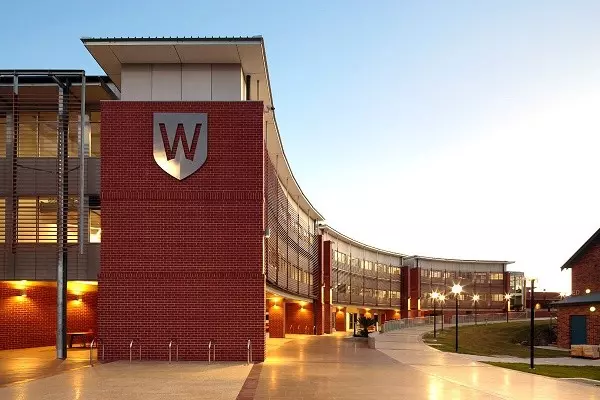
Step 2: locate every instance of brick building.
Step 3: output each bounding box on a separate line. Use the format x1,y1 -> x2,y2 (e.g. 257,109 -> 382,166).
0,36 -> 514,360
556,228 -> 600,348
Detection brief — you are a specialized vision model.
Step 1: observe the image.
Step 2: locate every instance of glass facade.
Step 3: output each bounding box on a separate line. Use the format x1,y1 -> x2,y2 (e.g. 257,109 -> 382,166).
331,245 -> 402,308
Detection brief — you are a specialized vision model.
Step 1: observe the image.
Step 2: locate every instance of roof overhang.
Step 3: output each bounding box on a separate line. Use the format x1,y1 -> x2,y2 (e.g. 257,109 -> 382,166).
560,227 -> 600,270
554,293 -> 600,306
81,37 -> 324,220
404,255 -> 514,265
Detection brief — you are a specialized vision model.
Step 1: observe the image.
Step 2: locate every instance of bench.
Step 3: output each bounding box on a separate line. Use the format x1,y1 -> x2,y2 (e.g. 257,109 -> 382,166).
570,344 -> 600,359
67,332 -> 93,348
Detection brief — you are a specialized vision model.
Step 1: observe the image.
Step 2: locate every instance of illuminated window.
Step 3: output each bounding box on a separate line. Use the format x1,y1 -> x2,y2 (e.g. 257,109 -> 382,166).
17,197 -> 79,243
490,273 -> 503,281
16,112 -> 89,158
18,113 -> 38,157
89,210 -> 101,243
431,270 -> 442,278
38,112 -> 58,157
0,199 -> 5,242
491,294 -> 503,301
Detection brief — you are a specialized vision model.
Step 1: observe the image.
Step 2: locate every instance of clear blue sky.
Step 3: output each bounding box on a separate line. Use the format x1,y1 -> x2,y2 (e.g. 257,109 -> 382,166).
3,1 -> 600,291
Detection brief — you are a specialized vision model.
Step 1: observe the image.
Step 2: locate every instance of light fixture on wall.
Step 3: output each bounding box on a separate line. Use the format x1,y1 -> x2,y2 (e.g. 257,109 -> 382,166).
264,228 -> 271,239
590,306 -> 596,312
20,289 -> 27,298
586,288 -> 591,294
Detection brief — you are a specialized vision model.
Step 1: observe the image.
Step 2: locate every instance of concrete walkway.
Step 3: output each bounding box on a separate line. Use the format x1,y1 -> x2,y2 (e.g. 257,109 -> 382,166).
375,326 -> 600,399
0,360 -> 252,399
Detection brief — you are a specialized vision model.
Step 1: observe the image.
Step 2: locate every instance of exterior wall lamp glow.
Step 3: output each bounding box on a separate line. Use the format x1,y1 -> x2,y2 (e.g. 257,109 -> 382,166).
264,228 -> 271,239
590,306 -> 596,312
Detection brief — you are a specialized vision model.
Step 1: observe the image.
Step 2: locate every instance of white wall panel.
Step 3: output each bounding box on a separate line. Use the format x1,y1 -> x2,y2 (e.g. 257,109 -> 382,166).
151,64 -> 182,101
121,64 -> 151,101
181,64 -> 212,101
211,64 -> 243,100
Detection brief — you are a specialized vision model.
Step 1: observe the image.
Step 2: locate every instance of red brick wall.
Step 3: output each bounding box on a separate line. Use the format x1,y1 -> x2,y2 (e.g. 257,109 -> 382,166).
323,241 -> 333,334
557,306 -> 600,348
571,241 -> 600,295
286,302 -> 314,334
267,300 -> 285,338
335,307 -> 346,331
99,101 -> 265,361
0,281 -> 97,350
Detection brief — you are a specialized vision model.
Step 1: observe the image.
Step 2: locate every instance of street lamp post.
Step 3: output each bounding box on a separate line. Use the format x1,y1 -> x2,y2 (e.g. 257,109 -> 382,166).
452,284 -> 463,353
505,294 -> 512,323
431,292 -> 440,338
473,294 -> 480,325
439,294 -> 446,331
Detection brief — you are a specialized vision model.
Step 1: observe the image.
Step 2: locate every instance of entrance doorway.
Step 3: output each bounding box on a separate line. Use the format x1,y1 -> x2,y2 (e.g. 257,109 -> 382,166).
570,315 -> 587,345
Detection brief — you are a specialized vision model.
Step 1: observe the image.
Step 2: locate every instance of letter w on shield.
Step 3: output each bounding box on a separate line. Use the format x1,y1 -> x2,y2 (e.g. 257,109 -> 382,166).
159,123 -> 202,161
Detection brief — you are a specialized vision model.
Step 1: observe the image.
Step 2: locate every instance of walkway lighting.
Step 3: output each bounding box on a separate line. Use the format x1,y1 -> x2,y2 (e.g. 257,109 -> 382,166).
451,284 -> 463,352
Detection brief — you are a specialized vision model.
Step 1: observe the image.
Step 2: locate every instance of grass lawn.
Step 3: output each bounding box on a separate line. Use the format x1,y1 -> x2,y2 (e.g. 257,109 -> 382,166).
422,321 -> 566,358
484,362 -> 600,381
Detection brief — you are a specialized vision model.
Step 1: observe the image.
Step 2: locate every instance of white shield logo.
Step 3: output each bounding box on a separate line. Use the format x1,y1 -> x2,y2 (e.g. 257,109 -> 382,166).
153,113 -> 208,180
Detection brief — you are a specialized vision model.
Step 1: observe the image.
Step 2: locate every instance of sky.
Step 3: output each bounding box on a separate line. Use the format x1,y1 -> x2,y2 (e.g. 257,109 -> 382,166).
2,1 -> 599,292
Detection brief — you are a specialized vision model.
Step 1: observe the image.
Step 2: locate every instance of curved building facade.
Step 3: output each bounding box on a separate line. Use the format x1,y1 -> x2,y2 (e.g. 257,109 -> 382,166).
0,36 -> 512,361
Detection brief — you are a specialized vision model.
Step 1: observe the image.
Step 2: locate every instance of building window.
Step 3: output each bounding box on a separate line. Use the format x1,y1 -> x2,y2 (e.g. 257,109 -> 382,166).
89,112 -> 100,157
491,294 -> 503,301
421,268 -> 430,278
89,210 -> 101,243
364,260 -> 374,271
490,273 -> 503,281
17,197 -> 78,243
475,272 -> 487,284
431,270 -> 442,278
16,112 -> 82,157
0,198 -> 5,242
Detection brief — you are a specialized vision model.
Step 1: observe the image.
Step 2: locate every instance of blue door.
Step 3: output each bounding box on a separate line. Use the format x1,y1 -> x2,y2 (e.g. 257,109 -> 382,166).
570,315 -> 587,345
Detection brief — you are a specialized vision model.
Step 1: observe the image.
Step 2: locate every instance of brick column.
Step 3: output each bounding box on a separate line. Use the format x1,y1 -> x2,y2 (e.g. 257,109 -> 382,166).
335,307 -> 346,332
323,239 -> 333,334
313,235 -> 325,335
268,299 -> 285,338
401,266 -> 410,319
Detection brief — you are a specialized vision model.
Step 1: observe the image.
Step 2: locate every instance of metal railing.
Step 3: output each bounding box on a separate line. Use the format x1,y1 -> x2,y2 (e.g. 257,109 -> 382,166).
382,312 -> 531,333
168,339 -> 179,363
89,338 -> 104,366
129,339 -> 141,363
247,339 -> 252,365
208,340 -> 216,364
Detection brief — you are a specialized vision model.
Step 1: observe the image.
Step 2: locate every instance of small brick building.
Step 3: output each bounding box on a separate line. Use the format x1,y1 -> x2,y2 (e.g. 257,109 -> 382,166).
556,227 -> 600,348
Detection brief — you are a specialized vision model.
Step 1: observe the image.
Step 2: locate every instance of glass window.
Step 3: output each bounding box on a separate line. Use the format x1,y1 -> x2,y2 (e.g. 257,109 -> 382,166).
18,114 -> 38,157
90,112 -> 100,157
490,273 -> 503,281
38,113 -> 58,157
491,294 -> 503,301
90,210 -> 101,243
17,196 -> 78,243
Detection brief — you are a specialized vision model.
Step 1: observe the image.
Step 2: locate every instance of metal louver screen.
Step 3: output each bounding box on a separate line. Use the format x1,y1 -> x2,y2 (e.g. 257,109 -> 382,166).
265,153 -> 319,299
0,71 -> 88,280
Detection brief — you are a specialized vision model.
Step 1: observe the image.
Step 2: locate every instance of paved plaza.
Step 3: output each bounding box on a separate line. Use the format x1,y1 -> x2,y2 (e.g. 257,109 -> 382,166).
0,330 -> 599,399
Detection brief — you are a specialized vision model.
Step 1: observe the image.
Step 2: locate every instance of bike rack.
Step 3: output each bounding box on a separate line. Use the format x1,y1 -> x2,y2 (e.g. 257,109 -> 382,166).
208,340 -> 216,364
89,338 -> 105,366
168,339 -> 179,363
129,339 -> 141,363
247,339 -> 252,365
